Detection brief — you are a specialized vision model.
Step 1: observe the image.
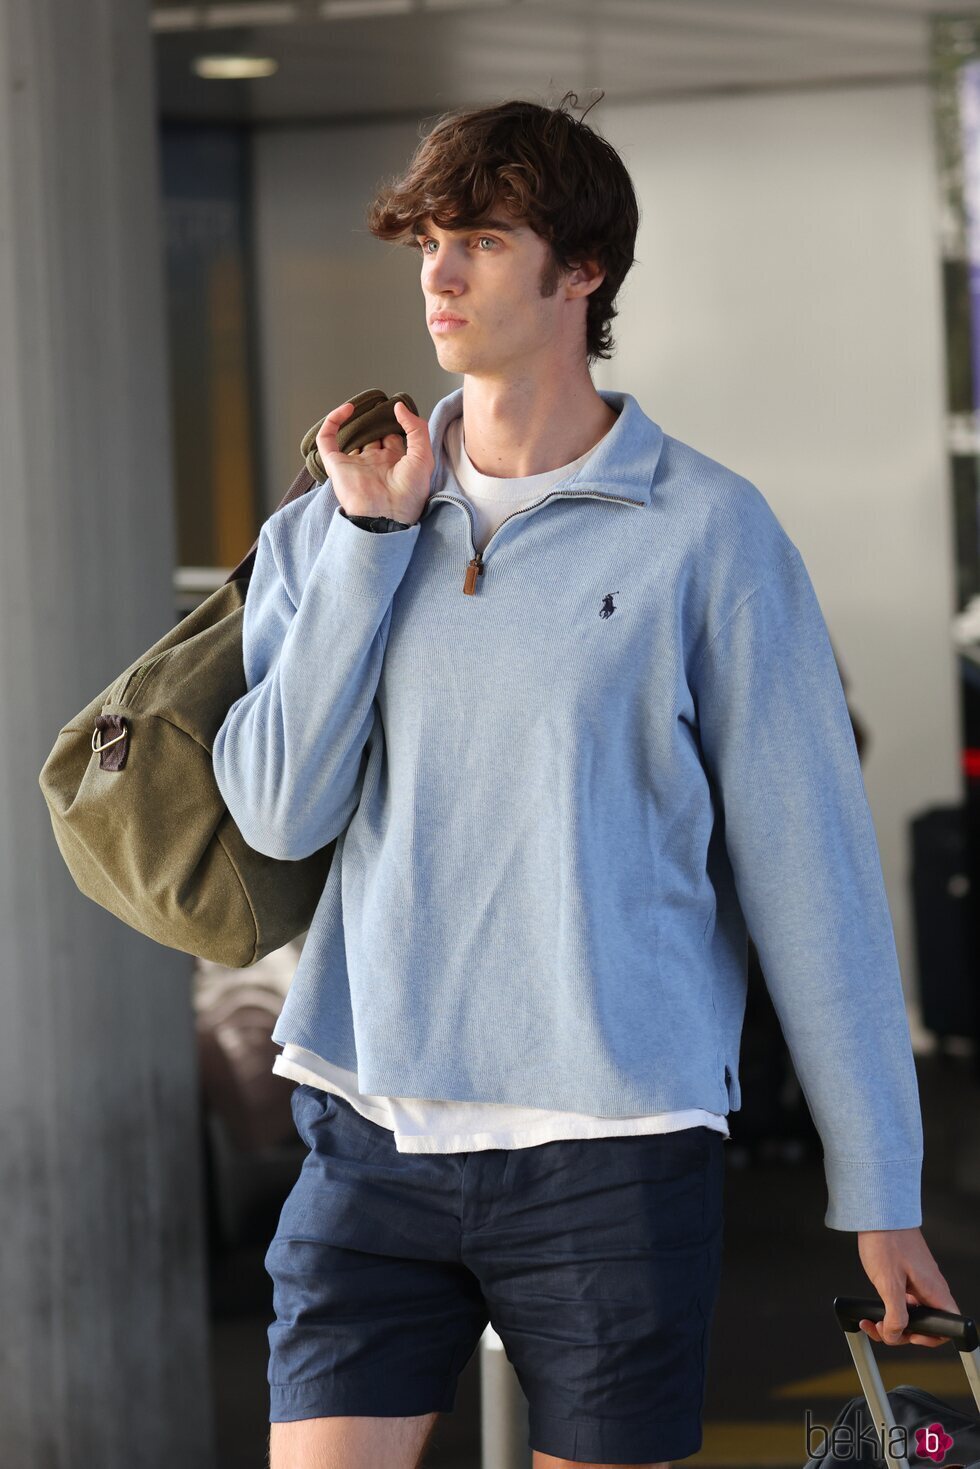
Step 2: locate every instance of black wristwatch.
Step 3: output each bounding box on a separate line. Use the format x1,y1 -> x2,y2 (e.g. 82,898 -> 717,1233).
339,506 -> 414,533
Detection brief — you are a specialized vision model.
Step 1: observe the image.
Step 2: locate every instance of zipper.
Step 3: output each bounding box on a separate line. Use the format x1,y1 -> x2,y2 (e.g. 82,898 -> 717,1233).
427,489 -> 643,595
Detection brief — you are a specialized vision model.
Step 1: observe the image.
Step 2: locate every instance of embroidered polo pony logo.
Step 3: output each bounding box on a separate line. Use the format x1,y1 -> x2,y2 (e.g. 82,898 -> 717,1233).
599,591 -> 619,619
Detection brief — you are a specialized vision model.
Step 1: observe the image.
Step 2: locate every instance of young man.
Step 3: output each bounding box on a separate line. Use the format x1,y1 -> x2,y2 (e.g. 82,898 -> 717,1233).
212,96 -> 959,1469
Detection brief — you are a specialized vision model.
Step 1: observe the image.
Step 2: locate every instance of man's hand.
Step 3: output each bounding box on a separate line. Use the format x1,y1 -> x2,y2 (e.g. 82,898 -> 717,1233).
856,1227 -> 961,1346
316,399 -> 434,524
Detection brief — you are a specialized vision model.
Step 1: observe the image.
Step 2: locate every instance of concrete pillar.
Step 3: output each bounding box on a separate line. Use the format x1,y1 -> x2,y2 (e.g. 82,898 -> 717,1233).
0,1 -> 215,1465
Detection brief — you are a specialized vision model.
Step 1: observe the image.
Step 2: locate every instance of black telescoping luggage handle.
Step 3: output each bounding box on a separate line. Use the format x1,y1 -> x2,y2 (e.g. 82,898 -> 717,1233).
834,1296 -> 980,1469
835,1295 -> 979,1352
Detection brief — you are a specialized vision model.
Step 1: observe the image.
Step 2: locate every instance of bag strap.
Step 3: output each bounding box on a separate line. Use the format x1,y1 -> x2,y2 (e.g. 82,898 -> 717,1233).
223,462 -> 315,587
222,387 -> 419,588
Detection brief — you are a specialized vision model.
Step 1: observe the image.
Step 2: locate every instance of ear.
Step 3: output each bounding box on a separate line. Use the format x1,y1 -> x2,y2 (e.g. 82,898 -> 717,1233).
564,256 -> 606,300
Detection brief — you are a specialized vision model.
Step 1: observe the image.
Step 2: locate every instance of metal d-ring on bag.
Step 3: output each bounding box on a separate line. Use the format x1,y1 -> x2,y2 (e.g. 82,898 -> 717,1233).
38,387 -> 418,968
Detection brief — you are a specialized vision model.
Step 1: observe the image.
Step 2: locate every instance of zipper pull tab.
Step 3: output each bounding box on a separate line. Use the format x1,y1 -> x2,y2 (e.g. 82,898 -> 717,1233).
463,552 -> 484,595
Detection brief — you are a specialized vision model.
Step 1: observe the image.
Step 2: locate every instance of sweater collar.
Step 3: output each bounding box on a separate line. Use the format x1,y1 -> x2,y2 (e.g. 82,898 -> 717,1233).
423,387 -> 664,514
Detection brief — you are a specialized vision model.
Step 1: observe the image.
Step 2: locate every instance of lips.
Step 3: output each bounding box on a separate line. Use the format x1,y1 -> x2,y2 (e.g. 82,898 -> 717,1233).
430,314 -> 467,325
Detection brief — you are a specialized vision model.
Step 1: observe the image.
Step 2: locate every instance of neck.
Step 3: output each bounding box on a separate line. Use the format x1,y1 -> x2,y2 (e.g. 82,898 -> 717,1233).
459,366 -> 619,479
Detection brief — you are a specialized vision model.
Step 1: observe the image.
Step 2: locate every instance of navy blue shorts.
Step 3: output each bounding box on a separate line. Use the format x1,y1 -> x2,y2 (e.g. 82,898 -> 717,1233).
265,1084 -> 726,1464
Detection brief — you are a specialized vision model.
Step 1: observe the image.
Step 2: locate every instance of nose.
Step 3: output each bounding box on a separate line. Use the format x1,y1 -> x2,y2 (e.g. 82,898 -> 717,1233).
422,241 -> 464,296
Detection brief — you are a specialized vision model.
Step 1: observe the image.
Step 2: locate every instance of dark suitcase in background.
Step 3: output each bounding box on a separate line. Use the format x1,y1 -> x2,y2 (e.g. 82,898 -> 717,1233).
909,805 -> 977,1043
803,1296 -> 980,1468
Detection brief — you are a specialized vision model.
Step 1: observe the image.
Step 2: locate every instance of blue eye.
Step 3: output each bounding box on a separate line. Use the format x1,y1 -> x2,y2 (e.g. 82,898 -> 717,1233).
417,236 -> 498,254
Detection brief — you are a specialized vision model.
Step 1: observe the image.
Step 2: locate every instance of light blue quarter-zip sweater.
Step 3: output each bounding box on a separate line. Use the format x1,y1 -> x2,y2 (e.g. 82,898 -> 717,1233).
212,386 -> 924,1232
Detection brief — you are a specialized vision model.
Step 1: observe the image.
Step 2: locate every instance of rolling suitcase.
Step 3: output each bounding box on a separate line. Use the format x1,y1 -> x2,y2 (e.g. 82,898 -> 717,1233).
909,804 -> 977,1043
803,1297 -> 980,1467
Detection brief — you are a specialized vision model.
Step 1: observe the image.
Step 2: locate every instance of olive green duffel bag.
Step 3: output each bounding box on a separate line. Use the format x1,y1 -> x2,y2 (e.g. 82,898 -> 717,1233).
37,388 -> 418,968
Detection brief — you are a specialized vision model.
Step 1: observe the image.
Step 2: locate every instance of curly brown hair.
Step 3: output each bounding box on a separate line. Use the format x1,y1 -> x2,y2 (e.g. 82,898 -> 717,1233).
365,91 -> 640,365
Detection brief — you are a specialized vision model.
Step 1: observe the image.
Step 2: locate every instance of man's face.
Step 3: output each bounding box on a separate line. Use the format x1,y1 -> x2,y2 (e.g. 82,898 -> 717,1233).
415,209 -> 573,378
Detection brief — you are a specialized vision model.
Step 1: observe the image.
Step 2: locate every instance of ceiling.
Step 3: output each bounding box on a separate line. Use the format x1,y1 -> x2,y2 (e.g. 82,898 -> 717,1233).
151,0 -> 980,125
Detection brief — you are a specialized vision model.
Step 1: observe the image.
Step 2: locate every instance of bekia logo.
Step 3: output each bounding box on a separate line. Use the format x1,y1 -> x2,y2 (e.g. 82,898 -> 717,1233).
805,1409 -> 960,1463
915,1420 -> 955,1463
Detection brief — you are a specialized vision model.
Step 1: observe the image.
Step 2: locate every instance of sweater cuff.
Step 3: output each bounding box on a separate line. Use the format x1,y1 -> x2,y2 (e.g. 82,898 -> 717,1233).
823,1153 -> 923,1231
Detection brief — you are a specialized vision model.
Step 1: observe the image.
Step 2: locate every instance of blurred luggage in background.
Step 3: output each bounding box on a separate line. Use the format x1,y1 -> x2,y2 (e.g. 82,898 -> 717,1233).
195,939 -> 306,1254
910,804 -> 977,1049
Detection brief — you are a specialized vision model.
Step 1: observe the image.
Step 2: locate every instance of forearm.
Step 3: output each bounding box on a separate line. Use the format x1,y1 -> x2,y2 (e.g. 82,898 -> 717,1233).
213,505 -> 418,860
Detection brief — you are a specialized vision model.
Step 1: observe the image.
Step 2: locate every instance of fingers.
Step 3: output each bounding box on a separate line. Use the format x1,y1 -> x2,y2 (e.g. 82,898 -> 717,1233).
318,402 -> 425,465
910,1282 -> 961,1347
861,1321 -> 950,1348
925,1281 -> 961,1316
349,433 -> 406,457
393,399 -> 434,470
315,401 -> 356,462
860,1318 -> 908,1346
859,1311 -> 955,1349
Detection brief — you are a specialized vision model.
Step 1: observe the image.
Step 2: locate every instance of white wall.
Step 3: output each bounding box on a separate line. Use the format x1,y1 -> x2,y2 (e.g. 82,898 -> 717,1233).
594,86 -> 960,1022
253,83 -> 961,1020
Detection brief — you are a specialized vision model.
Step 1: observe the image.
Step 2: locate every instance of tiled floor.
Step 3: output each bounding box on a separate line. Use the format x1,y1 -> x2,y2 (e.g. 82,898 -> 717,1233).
207,1048 -> 980,1468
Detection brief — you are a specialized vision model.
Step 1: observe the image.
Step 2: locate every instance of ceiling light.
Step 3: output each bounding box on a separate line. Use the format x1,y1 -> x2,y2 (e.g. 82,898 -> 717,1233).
192,53 -> 280,77
152,8 -> 196,30
202,3 -> 297,23
320,0 -> 413,16
152,4 -> 297,31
